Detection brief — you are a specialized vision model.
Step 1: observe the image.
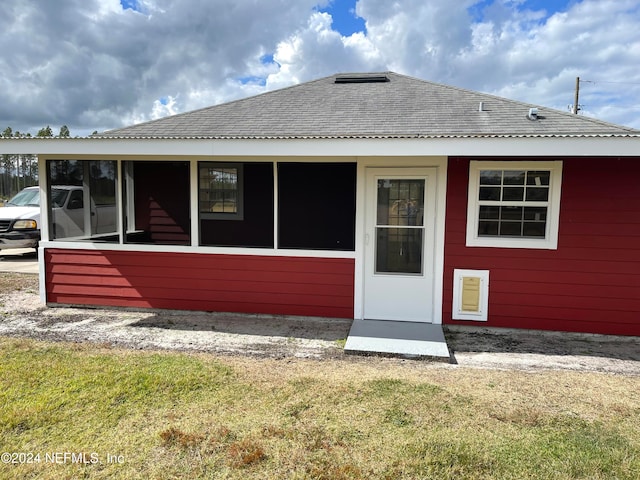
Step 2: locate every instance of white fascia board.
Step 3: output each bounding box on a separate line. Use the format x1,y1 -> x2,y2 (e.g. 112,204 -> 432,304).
210,137 -> 640,157
0,138 -> 215,157
2,136 -> 639,158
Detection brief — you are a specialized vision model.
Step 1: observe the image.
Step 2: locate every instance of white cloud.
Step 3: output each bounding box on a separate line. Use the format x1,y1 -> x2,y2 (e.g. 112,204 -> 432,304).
0,0 -> 639,136
150,95 -> 179,120
266,11 -> 383,90
462,0 -> 640,125
358,0 -> 476,75
90,0 -> 125,20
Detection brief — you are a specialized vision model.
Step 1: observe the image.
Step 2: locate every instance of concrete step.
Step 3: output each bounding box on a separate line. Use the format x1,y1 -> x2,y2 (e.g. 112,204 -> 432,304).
344,318 -> 450,359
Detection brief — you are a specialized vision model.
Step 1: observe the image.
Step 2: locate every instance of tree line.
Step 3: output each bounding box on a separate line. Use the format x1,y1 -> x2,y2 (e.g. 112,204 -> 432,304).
1,125 -> 71,200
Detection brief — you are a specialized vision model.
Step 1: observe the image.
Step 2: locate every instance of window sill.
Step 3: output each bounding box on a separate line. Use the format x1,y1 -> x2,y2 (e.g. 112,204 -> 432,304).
466,236 -> 558,250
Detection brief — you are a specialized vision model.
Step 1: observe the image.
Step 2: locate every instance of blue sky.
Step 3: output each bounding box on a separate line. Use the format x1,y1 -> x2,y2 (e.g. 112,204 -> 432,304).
119,0 -> 138,11
1,0 -> 639,135
322,0 -> 576,35
318,0 -> 366,36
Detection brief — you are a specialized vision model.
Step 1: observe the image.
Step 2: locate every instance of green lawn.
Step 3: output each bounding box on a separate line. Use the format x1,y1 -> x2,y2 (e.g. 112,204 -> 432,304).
0,337 -> 638,479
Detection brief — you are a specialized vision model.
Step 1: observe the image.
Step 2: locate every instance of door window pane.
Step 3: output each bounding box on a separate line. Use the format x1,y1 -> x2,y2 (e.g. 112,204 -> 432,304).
376,228 -> 423,274
377,179 -> 424,226
375,178 -> 425,275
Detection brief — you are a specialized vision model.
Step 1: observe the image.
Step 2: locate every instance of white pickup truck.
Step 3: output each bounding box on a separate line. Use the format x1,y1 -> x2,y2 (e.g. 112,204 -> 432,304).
0,186 -> 117,251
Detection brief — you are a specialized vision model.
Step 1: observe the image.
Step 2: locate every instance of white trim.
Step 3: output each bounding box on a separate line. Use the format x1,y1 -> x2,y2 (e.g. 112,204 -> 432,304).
432,160 -> 447,326
37,161 -> 48,305
124,161 -> 137,235
452,269 -> 489,321
38,247 -> 47,304
466,160 -> 563,250
38,240 -> 356,259
5,136 -> 640,158
116,160 -> 124,244
190,159 -> 199,246
273,161 -> 279,249
353,161 -> 366,320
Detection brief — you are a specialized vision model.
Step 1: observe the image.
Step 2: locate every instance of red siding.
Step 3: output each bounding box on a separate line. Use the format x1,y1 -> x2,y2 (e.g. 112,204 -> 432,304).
45,249 -> 355,319
444,157 -> 640,336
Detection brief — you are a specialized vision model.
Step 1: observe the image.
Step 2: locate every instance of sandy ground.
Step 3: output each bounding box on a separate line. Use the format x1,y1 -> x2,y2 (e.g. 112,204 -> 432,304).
0,283 -> 638,375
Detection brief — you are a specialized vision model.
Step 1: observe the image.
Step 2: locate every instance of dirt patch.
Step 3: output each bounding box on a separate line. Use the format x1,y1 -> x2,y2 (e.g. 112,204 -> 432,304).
0,274 -> 351,359
446,326 -> 640,375
0,273 -> 638,375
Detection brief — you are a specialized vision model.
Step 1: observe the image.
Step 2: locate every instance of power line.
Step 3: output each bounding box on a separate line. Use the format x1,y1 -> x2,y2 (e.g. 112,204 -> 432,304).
580,79 -> 640,86
571,77 -> 640,114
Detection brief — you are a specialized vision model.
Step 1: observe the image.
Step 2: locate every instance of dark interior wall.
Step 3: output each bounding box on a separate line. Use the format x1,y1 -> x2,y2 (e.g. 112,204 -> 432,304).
278,162 -> 356,251
132,161 -> 191,245
200,162 -> 274,247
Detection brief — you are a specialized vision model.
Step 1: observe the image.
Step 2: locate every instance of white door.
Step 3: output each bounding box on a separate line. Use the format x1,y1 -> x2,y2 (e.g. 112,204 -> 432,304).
363,168 -> 437,322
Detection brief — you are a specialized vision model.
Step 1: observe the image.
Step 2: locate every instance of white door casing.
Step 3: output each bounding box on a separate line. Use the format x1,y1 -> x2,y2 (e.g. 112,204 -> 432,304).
363,167 -> 437,322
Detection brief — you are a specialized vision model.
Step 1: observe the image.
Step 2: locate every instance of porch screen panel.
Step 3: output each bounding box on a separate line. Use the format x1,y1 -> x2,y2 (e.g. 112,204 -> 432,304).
199,162 -> 274,248
47,159 -> 118,243
125,161 -> 191,245
278,162 -> 356,251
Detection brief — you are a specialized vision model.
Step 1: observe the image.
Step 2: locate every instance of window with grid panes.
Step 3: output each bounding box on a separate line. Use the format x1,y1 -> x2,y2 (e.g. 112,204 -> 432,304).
477,169 -> 549,237
466,161 -> 562,249
199,163 -> 244,220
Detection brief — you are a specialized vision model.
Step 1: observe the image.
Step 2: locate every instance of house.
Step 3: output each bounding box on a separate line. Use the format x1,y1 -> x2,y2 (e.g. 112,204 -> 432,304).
3,72 -> 639,357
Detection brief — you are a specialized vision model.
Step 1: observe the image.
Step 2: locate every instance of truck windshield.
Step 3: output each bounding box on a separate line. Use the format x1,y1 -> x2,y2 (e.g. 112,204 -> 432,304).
50,188 -> 69,208
6,187 -> 69,208
7,189 -> 40,206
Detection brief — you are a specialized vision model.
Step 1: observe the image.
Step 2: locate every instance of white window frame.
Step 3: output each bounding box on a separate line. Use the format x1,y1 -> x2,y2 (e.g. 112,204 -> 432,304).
466,160 -> 563,250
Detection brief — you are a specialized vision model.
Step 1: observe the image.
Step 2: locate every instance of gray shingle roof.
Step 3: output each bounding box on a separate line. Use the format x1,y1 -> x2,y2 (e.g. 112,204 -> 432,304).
99,72 -> 638,138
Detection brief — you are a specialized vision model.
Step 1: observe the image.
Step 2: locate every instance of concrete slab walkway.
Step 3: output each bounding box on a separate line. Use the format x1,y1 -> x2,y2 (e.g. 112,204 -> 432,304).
0,248 -> 39,274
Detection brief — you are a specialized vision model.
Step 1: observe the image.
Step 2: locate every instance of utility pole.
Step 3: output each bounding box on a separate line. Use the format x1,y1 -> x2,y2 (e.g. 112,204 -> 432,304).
573,77 -> 580,114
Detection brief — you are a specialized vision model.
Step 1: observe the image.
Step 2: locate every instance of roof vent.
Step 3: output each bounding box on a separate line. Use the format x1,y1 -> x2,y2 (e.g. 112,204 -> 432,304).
335,75 -> 390,84
527,108 -> 539,120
